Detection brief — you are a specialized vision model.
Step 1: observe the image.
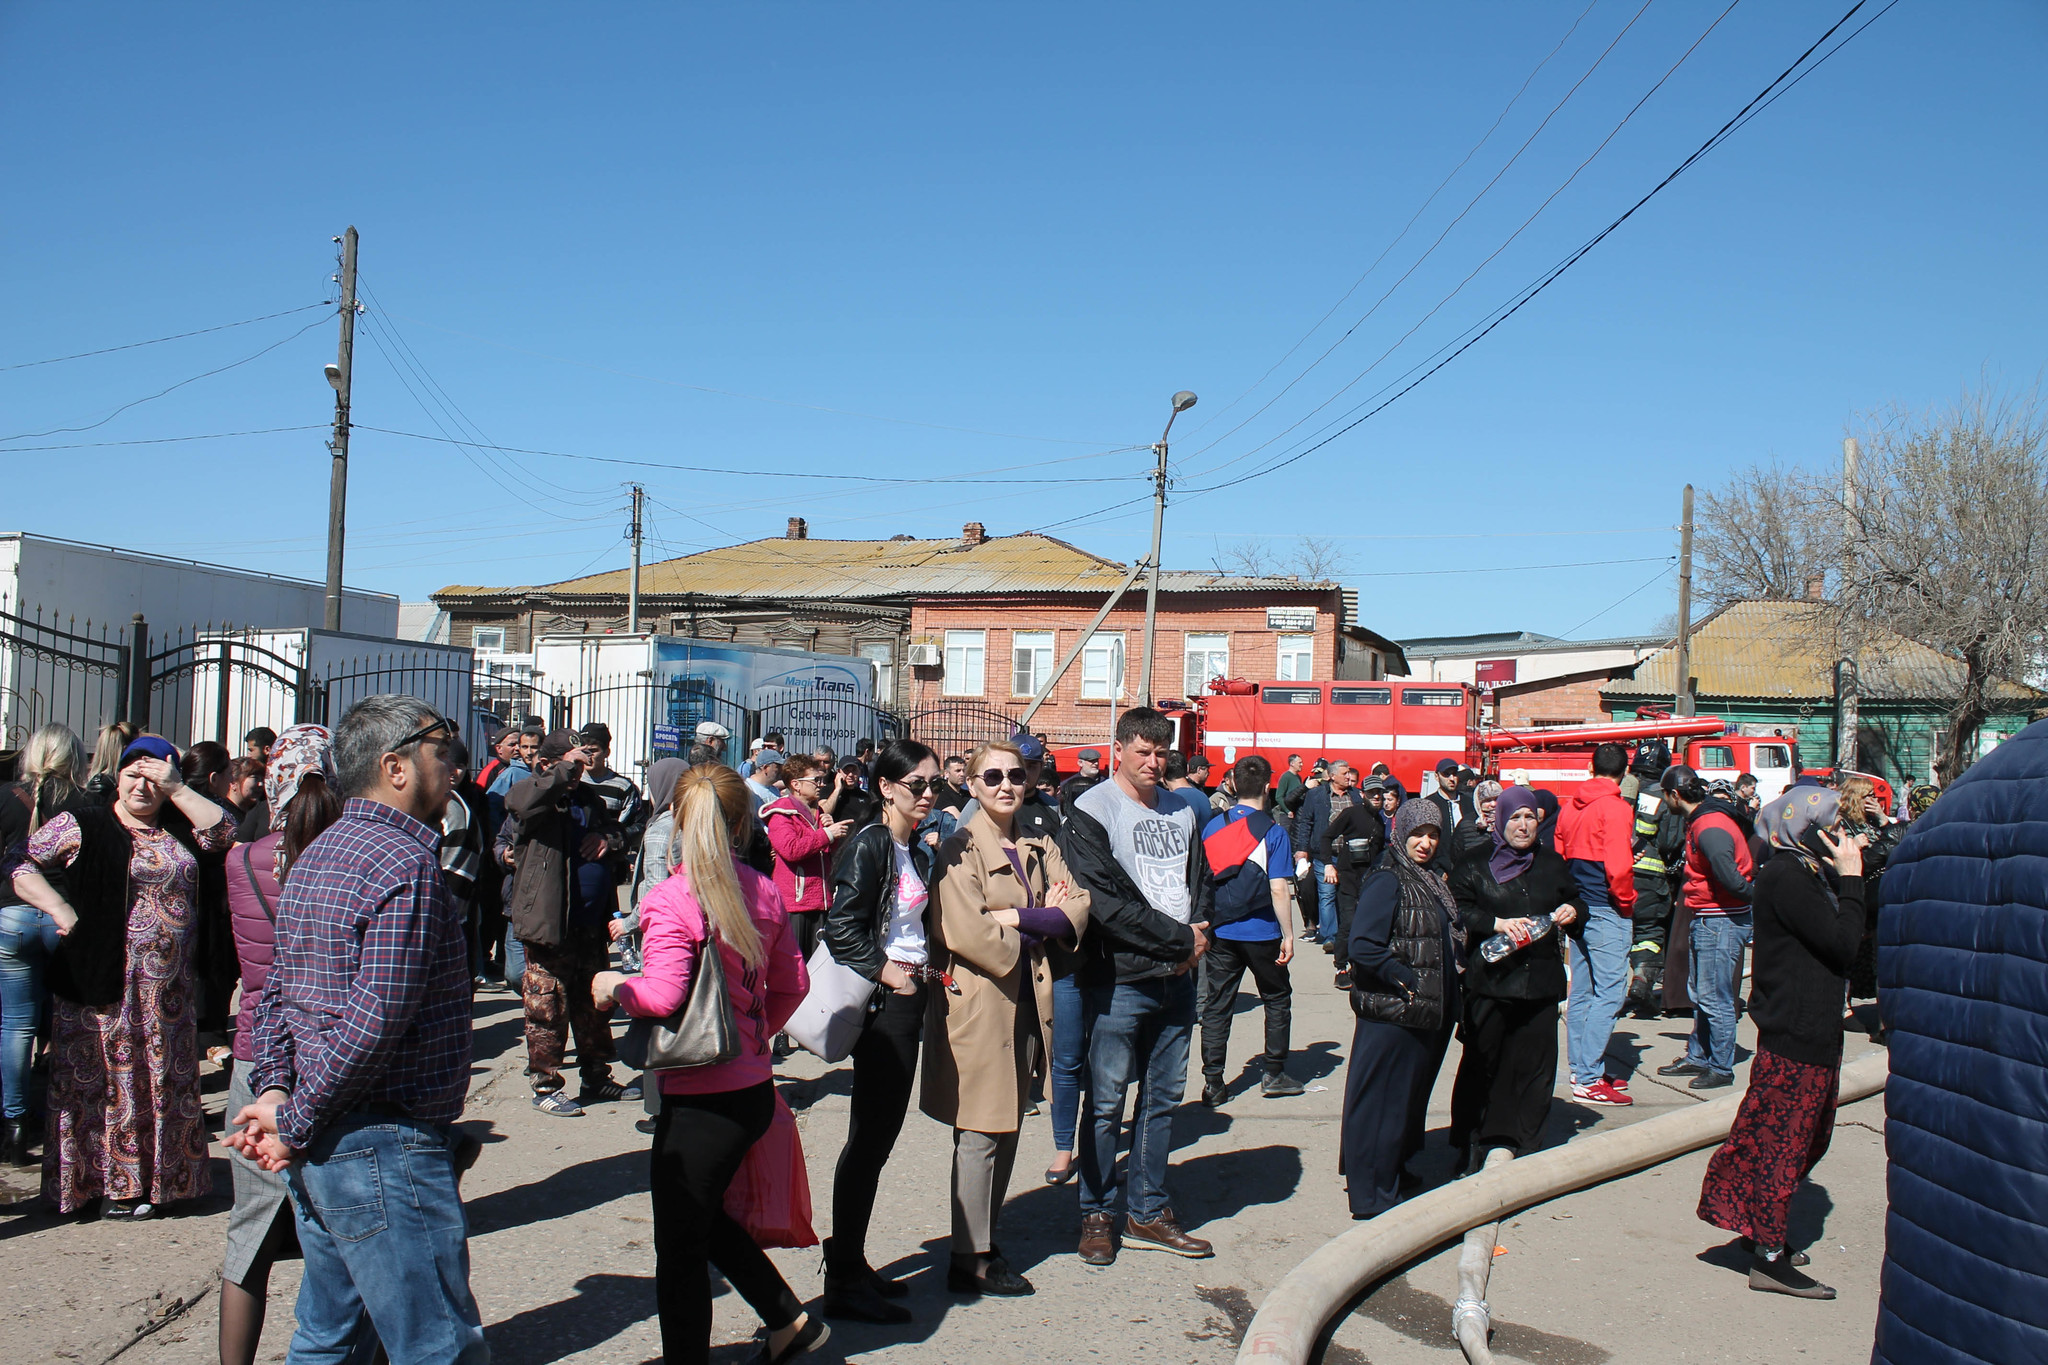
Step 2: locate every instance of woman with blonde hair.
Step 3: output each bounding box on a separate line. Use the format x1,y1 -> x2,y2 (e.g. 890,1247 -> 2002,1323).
924,739 -> 1089,1297
592,765 -> 823,1365
0,723 -> 92,1165
83,720 -> 137,805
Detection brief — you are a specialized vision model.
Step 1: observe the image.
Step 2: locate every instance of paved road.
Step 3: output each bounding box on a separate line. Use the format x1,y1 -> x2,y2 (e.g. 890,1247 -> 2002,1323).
2,959 -> 1888,1364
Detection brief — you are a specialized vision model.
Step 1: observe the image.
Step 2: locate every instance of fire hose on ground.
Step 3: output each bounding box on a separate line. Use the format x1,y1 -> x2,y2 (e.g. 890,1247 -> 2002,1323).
1235,1049 -> 1890,1365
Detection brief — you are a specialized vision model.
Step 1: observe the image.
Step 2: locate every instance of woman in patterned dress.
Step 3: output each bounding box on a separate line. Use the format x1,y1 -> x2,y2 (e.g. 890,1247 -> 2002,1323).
6,734 -> 232,1217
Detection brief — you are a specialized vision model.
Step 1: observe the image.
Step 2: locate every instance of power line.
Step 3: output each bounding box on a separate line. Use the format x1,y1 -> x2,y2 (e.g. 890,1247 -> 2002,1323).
0,315 -> 332,444
1555,563 -> 1677,638
0,303 -> 331,373
0,424 -> 326,452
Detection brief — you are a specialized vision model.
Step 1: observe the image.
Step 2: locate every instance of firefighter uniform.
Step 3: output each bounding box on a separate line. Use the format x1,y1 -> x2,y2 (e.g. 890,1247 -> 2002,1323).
1624,789 -> 1685,1014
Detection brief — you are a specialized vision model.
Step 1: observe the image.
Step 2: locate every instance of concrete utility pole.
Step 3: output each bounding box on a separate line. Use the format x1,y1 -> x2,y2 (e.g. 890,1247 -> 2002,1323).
1837,437 -> 1860,771
627,483 -> 644,633
1138,390 -> 1198,708
1674,484 -> 1695,717
323,226 -> 358,632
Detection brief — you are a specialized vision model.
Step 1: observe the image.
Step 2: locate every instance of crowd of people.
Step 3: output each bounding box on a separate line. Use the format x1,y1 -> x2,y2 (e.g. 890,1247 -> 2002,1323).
0,697 -> 1967,1361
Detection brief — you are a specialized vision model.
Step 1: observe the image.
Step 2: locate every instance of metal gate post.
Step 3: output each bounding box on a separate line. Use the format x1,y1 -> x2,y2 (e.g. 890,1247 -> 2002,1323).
215,639 -> 234,745
127,615 -> 149,731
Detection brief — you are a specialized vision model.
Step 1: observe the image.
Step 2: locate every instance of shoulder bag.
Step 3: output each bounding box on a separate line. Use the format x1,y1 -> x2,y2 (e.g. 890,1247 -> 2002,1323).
618,909 -> 742,1072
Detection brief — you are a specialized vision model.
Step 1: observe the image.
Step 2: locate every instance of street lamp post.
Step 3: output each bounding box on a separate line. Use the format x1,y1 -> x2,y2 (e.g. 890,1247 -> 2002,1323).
1138,390 -> 1197,709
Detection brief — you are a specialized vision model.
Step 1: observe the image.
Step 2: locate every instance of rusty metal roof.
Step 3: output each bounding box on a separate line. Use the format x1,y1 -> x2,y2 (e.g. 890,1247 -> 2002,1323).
435,532 -> 1337,604
1604,600 -> 2038,703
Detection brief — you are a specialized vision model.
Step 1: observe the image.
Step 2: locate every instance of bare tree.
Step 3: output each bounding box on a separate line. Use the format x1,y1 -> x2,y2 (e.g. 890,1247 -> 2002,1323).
1212,536 -> 1350,582
1832,386 -> 2048,782
1694,459 -> 1837,608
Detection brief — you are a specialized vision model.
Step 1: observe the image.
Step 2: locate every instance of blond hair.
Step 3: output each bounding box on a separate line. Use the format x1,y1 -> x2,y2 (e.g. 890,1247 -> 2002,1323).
673,764 -> 766,970
88,721 -> 137,783
1838,773 -> 1877,817
964,739 -> 1025,783
21,724 -> 87,834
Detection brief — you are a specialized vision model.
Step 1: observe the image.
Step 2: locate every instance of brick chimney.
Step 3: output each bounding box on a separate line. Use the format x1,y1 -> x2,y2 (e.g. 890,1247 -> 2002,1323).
962,521 -> 987,545
786,517 -> 808,540
1804,574 -> 1825,601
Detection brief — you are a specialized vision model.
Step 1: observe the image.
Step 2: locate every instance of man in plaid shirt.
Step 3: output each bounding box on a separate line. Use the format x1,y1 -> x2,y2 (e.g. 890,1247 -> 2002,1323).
229,695 -> 484,1365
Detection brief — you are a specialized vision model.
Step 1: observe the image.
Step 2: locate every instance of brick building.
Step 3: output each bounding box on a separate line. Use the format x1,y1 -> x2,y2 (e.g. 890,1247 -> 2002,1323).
432,519 -> 1405,744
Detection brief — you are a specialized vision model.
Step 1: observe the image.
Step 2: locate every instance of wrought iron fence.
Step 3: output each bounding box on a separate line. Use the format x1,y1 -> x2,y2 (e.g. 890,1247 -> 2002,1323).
901,702 -> 1025,756
0,598 -> 133,751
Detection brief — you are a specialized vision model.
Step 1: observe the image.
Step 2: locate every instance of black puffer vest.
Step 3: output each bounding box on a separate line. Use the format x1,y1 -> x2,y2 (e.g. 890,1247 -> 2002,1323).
1351,862 -> 1451,1031
48,805 -> 200,1008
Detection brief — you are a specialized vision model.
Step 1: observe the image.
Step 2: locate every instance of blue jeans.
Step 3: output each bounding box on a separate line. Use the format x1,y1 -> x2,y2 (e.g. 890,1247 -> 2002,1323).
1314,861 -> 1339,942
0,905 -> 59,1121
285,1114 -> 487,1365
503,933 -> 526,989
1565,902 -> 1629,1086
1079,974 -> 1195,1223
1684,912 -> 1752,1077
1050,974 -> 1099,1155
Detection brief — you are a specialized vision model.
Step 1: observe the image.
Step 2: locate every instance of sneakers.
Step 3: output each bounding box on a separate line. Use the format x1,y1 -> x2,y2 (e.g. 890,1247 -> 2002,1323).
1571,1079 -> 1633,1107
1261,1071 -> 1305,1098
533,1091 -> 585,1117
1657,1059 -> 1707,1078
1200,1078 -> 1227,1108
1334,968 -> 1353,990
1320,939 -> 1336,955
1123,1209 -> 1213,1258
1689,1070 -> 1735,1091
577,1075 -> 641,1105
1604,1073 -> 1630,1093
1078,1212 -> 1117,1266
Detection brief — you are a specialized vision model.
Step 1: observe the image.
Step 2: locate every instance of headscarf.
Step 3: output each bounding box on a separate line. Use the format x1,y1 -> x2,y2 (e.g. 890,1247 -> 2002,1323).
1757,786 -> 1841,871
1533,788 -> 1561,852
1489,786 -> 1543,885
264,724 -> 335,832
1908,784 -> 1940,818
645,757 -> 687,816
1389,797 -> 1458,914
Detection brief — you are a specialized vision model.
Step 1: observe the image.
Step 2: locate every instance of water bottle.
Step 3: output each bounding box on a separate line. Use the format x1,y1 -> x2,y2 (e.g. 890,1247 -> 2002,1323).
1479,911 -> 1556,963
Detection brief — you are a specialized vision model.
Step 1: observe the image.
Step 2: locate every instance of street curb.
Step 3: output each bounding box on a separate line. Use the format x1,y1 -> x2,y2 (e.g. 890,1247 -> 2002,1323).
1235,1049 -> 1891,1365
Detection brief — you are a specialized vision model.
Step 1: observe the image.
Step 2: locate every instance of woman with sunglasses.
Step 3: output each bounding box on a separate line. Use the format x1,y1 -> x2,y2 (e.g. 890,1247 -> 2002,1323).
820,738 -> 942,1324
922,740 -> 1089,1297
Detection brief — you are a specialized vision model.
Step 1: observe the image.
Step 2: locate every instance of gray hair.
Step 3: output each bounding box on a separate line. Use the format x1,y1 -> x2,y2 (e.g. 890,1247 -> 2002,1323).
687,742 -> 718,766
1475,779 -> 1503,804
334,694 -> 442,797
812,745 -> 837,766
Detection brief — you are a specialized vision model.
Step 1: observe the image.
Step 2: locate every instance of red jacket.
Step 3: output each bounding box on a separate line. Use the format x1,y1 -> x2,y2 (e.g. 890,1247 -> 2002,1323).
1556,777 -> 1637,916
760,794 -> 832,915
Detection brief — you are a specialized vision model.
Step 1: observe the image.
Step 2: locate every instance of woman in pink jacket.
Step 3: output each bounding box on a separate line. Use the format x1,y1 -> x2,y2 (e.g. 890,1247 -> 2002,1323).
593,764 -> 823,1365
759,753 -> 852,959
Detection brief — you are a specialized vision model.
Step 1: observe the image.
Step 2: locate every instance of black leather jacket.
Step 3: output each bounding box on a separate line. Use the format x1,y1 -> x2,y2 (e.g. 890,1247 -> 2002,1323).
1448,846 -> 1580,1003
824,822 -> 935,981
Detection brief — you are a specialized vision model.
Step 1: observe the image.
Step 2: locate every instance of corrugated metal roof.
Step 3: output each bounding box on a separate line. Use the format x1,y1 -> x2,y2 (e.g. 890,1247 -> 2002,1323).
436,533 -> 1337,603
1605,600 -> 2037,702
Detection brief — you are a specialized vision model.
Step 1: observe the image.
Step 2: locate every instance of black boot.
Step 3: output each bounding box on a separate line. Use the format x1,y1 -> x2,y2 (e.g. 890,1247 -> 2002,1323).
820,1238 -> 910,1325
1,1118 -> 33,1168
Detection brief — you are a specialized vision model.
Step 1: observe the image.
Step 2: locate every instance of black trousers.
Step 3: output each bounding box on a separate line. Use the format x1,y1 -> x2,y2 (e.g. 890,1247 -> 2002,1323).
1449,995 -> 1560,1154
1199,937 -> 1293,1079
831,981 -> 926,1268
651,1083 -> 802,1365
1342,1016 -> 1451,1219
789,909 -> 823,963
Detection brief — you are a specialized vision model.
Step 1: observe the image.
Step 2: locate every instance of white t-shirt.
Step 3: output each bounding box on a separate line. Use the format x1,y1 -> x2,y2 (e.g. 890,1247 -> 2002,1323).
882,837 -> 929,965
1075,778 -> 1196,925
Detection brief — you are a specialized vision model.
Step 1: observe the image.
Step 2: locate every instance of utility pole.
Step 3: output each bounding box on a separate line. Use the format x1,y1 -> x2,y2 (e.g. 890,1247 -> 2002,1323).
627,484 -> 644,633
1837,437 -> 1860,771
1137,391 -> 1197,709
1674,484 -> 1695,717
323,227 -> 358,632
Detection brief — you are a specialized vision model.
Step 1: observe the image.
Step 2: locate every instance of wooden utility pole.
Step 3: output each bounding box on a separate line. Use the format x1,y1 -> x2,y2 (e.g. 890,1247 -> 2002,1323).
1674,484 -> 1695,716
323,227 -> 358,632
627,484 -> 644,633
1837,438 -> 1860,771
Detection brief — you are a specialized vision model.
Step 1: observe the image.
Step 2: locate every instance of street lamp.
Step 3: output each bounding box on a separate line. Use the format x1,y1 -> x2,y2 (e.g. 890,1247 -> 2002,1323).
1138,390 -> 1197,709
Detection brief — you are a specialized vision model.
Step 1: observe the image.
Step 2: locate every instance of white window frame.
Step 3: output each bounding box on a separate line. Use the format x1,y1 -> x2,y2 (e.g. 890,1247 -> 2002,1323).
943,630 -> 985,697
857,642 -> 895,707
1276,633 -> 1314,681
1184,632 -> 1229,699
1011,630 -> 1054,698
471,627 -> 505,655
1082,632 -> 1126,700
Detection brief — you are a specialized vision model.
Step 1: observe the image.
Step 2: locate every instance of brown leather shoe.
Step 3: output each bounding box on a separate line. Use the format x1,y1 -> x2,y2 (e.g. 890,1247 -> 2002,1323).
1123,1209 -> 1213,1258
1078,1211 -> 1117,1265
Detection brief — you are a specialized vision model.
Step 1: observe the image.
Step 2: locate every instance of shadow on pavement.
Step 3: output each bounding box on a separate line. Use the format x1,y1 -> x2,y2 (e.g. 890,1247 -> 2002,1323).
1695,1180 -> 1837,1272
468,1149 -> 645,1234
1349,1270 -> 1614,1364
483,1271 -> 657,1364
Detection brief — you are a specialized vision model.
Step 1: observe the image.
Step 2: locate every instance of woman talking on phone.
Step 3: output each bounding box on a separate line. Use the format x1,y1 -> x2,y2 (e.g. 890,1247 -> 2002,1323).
923,739 -> 1089,1298
820,738 -> 942,1324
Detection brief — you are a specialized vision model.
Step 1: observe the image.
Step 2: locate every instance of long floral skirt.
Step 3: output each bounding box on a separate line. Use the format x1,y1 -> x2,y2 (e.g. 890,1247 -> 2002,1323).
1696,1046 -> 1837,1248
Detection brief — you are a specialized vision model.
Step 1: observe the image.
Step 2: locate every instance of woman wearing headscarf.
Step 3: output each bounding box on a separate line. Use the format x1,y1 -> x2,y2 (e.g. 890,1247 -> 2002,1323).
1341,798 -> 1460,1219
218,725 -> 342,1365
1446,787 -> 1580,1169
1446,780 -> 1503,870
5,736 -> 233,1216
1696,786 -> 1864,1299
1532,789 -> 1562,854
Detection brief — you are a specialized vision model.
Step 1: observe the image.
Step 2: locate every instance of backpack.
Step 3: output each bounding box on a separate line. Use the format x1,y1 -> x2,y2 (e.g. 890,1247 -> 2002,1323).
1204,808 -> 1278,929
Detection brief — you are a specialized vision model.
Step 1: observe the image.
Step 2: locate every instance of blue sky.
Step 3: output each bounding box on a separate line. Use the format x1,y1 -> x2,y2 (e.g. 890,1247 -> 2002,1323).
3,2 -> 2042,642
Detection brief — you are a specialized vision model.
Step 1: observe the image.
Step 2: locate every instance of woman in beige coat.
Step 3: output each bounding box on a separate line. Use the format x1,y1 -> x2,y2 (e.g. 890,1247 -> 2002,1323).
922,739 -> 1089,1298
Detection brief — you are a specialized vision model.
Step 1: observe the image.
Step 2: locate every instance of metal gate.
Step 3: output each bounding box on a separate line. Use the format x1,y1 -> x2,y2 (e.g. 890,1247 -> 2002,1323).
0,600 -> 133,751
146,630 -> 311,751
902,703 -> 1024,756
755,687 -> 902,760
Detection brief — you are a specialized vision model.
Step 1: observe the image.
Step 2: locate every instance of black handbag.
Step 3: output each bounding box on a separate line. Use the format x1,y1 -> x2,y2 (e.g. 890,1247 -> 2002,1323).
617,917 -> 742,1072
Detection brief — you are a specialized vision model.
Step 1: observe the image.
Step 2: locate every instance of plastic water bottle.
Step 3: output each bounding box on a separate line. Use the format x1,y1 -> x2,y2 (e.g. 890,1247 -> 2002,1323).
1479,911 -> 1556,963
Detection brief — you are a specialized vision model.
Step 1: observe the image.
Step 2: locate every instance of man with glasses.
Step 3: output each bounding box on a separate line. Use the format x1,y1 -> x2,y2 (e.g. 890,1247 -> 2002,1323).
504,730 -> 636,1117
230,697 -> 487,1364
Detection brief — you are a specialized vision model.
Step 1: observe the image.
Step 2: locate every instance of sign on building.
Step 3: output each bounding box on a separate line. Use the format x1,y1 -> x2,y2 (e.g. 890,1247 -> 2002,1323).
1266,607 -> 1317,632
1475,658 -> 1517,686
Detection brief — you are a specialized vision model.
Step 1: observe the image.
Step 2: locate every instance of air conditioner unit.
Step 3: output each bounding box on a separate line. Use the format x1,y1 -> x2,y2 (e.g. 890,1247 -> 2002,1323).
907,643 -> 942,667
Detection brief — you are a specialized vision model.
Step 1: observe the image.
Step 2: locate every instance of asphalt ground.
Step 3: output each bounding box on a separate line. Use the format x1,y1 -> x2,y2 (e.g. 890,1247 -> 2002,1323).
1,955 -> 1889,1365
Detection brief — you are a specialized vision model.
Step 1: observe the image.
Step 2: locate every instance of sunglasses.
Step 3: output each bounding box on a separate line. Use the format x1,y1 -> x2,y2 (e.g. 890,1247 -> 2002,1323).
887,777 -> 937,797
393,716 -> 457,753
977,767 -> 1029,788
